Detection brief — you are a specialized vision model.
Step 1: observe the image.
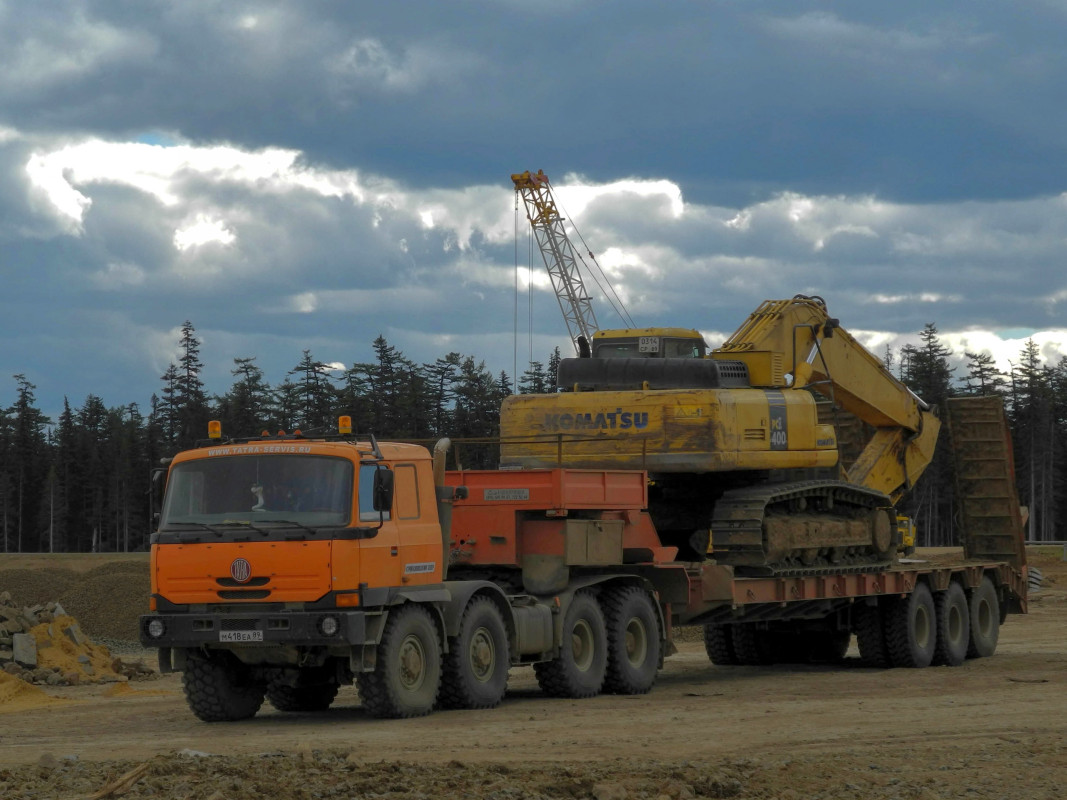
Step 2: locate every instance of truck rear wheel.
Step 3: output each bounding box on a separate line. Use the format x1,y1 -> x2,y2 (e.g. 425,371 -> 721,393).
439,597 -> 510,710
534,591 -> 607,698
703,624 -> 739,665
731,624 -> 775,665
603,586 -> 660,695
358,604 -> 441,718
854,602 -> 890,667
966,575 -> 1000,658
932,582 -> 970,666
885,582 -> 936,668
182,650 -> 265,722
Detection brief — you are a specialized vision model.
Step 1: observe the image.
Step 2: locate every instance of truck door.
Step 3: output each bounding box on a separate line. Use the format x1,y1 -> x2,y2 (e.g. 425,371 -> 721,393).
357,463 -> 402,589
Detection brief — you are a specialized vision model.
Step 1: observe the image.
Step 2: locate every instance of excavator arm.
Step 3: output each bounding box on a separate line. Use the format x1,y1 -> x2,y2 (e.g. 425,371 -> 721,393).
713,295 -> 940,504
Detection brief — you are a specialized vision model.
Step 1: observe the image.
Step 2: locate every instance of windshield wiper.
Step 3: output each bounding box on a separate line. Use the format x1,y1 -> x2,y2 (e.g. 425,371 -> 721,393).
162,522 -> 224,538
258,519 -> 318,534
214,521 -> 272,537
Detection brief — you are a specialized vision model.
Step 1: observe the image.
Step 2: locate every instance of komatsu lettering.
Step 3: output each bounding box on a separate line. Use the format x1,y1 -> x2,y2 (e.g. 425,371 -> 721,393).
543,410 -> 649,432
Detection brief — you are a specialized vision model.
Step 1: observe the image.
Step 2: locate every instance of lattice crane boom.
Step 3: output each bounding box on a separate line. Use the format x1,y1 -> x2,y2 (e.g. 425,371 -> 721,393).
512,170 -> 599,354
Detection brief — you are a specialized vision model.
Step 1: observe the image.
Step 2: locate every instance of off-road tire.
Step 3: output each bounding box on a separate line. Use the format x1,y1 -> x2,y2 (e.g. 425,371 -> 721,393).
182,651 -> 265,722
357,604 -> 441,718
703,624 -> 739,665
885,582 -> 936,668
854,601 -> 890,667
266,681 -> 340,713
439,597 -> 510,710
534,591 -> 607,698
731,624 -> 775,665
966,575 -> 1000,659
603,586 -> 661,695
932,582 -> 970,666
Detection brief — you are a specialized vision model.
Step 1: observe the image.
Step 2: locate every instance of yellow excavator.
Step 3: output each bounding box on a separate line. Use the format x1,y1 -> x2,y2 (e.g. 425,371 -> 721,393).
499,295 -> 940,572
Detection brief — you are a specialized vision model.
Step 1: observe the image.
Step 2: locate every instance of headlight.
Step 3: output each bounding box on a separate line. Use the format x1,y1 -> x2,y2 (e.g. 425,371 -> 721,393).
146,618 -> 166,639
318,615 -> 340,637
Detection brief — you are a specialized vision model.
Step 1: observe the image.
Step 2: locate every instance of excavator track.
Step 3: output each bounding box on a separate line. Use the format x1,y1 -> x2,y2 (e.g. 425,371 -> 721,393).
710,480 -> 896,576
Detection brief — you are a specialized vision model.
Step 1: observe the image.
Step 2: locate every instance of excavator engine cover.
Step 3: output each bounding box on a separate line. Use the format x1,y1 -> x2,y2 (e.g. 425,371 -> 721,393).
558,357 -> 750,392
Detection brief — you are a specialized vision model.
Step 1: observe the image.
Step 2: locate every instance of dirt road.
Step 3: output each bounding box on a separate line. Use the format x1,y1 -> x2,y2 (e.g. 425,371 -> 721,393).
1,550 -> 1064,799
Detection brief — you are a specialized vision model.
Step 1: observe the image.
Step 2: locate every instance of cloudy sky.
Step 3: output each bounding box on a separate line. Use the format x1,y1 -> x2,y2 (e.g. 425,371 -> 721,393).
3,1 -> 1067,421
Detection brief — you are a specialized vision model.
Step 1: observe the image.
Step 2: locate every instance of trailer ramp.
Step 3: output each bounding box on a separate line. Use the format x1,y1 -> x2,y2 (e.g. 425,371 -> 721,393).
944,396 -> 1027,571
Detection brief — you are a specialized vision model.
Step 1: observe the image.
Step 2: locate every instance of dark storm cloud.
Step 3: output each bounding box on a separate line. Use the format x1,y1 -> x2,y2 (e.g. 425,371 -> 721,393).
1,1 -> 1066,416
3,2 -> 1066,203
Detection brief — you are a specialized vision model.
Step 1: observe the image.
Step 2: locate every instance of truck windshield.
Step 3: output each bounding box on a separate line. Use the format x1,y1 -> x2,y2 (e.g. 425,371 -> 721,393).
161,455 -> 353,529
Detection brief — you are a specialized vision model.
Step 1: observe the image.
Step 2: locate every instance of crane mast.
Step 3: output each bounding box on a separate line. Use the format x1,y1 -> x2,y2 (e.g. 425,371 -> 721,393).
512,170 -> 599,354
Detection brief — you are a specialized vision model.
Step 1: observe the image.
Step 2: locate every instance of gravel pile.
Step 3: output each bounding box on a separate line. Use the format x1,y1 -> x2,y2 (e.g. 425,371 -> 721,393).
0,561 -> 150,642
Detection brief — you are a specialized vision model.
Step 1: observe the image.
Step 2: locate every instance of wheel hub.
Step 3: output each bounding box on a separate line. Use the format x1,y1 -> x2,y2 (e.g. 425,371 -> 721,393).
399,634 -> 425,689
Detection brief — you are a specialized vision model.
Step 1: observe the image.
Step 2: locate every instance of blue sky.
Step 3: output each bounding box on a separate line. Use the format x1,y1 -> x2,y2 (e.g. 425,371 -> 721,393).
2,1 -> 1067,420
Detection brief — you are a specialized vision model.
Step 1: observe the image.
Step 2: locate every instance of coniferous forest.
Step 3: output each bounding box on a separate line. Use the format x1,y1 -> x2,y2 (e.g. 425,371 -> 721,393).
0,320 -> 1062,553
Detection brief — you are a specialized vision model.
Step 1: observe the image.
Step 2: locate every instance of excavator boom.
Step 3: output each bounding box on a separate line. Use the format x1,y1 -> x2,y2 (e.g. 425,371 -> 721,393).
712,295 -> 940,504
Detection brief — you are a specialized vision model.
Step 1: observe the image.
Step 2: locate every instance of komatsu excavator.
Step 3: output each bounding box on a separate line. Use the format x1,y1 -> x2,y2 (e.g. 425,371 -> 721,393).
499,295 -> 940,572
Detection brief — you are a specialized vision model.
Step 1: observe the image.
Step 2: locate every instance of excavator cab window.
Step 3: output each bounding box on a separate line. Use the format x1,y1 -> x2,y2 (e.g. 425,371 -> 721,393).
594,336 -> 706,359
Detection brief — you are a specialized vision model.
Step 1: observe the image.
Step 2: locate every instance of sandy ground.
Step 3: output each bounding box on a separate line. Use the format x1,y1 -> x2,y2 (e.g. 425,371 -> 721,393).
0,549 -> 1064,799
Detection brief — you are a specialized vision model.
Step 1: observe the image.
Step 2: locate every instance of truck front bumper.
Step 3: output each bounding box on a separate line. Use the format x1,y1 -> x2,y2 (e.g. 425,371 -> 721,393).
139,609 -> 374,650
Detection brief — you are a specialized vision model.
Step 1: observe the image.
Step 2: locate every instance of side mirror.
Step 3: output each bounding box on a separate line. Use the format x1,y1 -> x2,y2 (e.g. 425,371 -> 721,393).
373,468 -> 394,514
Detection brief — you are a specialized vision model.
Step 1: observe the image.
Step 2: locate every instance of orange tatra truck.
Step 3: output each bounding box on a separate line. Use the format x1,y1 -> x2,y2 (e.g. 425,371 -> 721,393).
142,403 -> 1028,722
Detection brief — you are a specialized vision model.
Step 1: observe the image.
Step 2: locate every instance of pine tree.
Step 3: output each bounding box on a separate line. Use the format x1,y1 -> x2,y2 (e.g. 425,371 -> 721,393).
546,347 -> 563,392
1009,340 -> 1055,541
289,350 -> 337,432
216,357 -> 274,437
519,361 -> 548,394
8,375 -> 51,552
897,325 -> 955,546
962,351 -> 1008,396
423,353 -> 461,436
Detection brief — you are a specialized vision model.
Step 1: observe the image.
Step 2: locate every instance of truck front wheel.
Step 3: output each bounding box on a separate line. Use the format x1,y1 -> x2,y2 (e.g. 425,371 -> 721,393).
603,586 -> 661,694
534,591 -> 607,698
182,650 -> 265,722
358,604 -> 442,718
439,597 -> 510,710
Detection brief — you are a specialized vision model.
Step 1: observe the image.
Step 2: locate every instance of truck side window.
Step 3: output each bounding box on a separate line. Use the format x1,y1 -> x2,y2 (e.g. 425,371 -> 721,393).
359,464 -> 392,522
394,464 -> 420,520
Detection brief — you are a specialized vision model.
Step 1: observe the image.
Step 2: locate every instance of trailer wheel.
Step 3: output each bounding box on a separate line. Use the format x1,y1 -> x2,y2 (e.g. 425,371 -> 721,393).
703,624 -> 740,665
853,602 -> 890,668
603,586 -> 661,695
731,624 -> 775,665
885,582 -> 936,668
932,582 -> 970,666
439,597 -> 510,710
534,591 -> 607,698
966,575 -> 1000,659
182,651 -> 265,722
357,604 -> 441,718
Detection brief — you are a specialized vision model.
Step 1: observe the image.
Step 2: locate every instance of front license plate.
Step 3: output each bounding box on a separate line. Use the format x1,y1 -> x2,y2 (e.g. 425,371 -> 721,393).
219,630 -> 263,643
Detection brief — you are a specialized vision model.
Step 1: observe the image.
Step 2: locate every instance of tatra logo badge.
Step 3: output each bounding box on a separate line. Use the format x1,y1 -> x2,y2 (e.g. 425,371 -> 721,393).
230,558 -> 252,584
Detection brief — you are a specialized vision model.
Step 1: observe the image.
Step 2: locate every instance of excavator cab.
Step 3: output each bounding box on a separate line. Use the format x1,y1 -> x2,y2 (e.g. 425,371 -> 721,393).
592,328 -> 707,359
